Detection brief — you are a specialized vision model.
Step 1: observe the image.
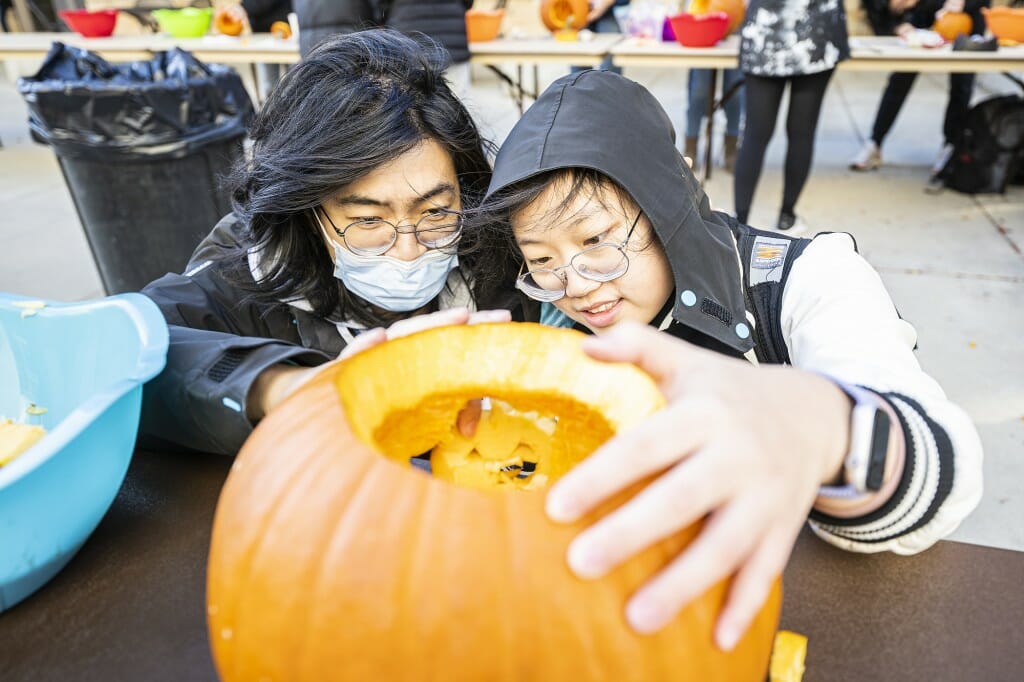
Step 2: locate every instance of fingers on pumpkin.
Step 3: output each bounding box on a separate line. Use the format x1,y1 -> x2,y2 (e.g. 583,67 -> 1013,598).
386,307 -> 470,339
339,327 -> 386,359
467,309 -> 512,325
565,439 -> 725,578
715,528 -> 795,651
582,321 -> 701,389
547,401 -> 705,524
627,495 -> 762,635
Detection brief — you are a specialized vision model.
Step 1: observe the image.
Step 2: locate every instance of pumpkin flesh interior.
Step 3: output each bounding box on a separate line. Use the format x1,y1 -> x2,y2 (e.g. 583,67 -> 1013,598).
331,324 -> 660,493
371,393 -> 613,491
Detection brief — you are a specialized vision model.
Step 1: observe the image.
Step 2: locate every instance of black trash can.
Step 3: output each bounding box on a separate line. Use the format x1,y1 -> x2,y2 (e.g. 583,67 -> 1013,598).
17,43 -> 254,294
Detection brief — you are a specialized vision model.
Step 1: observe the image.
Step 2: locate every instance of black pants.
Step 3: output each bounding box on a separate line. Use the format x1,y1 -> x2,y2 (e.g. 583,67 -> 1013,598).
734,69 -> 834,224
871,72 -> 975,147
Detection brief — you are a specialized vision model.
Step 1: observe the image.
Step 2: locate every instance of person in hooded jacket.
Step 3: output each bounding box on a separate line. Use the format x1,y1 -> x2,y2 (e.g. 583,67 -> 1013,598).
138,30 -> 526,456
479,70 -> 982,650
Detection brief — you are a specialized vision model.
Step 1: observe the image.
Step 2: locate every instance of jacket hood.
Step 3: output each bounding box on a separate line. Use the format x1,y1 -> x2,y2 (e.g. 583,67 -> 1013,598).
486,70 -> 751,352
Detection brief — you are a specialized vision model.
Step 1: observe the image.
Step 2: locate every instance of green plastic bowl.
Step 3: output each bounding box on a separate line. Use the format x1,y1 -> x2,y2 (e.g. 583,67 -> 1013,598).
151,8 -> 213,38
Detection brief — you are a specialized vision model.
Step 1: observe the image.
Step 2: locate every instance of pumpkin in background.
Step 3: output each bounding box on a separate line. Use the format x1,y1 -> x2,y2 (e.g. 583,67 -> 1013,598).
711,0 -> 746,35
207,323 -> 782,682
541,0 -> 590,32
691,0 -> 745,35
213,7 -> 244,36
269,20 -> 291,39
932,11 -> 972,41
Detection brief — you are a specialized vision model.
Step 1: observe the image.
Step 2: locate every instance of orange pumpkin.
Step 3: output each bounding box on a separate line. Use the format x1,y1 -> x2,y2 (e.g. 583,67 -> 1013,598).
691,0 -> 746,35
541,0 -> 590,32
933,11 -> 972,41
213,8 -> 244,36
711,0 -> 746,35
207,323 -> 782,681
269,19 -> 291,39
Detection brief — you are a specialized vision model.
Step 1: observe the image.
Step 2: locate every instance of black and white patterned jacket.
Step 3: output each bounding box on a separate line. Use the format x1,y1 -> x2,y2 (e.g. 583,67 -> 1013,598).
739,0 -> 851,77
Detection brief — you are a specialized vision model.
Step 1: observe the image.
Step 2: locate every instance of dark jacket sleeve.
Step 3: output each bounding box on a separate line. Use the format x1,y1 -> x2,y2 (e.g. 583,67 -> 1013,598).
293,0 -> 377,55
139,216 -> 330,456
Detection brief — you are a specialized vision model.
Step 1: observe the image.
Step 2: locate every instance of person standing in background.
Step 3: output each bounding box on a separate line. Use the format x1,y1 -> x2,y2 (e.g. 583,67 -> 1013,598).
291,0 -> 376,56
571,0 -> 631,74
733,0 -> 849,234
685,68 -> 745,172
293,1 -> 474,96
849,0 -> 987,192
386,0 -> 476,97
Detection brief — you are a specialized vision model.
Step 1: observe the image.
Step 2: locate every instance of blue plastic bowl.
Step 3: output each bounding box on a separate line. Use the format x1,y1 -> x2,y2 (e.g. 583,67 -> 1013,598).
0,293 -> 168,612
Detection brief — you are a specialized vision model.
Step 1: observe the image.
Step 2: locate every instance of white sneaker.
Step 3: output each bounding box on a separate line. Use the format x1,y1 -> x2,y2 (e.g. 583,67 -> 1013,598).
925,142 -> 955,194
849,141 -> 882,171
931,142 -> 955,175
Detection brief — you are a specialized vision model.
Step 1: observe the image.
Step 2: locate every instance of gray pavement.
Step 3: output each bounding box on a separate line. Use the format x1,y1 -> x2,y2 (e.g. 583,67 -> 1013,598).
1,58 -> 1022,551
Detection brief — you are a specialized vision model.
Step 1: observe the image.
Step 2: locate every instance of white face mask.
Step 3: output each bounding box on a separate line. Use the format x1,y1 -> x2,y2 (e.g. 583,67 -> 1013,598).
315,211 -> 459,312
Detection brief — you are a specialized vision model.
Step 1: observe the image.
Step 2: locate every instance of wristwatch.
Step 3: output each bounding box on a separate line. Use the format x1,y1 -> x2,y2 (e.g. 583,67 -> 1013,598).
818,379 -> 892,499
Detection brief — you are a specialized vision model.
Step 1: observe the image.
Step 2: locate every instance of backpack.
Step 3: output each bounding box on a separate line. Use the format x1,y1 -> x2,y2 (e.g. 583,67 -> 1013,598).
939,94 -> 1024,194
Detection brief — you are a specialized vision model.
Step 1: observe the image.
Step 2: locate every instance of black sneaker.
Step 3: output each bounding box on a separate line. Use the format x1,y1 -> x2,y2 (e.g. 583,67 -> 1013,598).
776,212 -> 807,235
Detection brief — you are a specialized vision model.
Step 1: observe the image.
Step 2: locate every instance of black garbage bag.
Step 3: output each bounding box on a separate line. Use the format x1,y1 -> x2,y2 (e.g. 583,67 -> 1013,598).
15,43 -> 255,294
18,41 -> 254,160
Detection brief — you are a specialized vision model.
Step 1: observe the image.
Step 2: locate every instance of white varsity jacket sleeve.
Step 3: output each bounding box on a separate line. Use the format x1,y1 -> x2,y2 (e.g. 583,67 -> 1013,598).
780,232 -> 984,554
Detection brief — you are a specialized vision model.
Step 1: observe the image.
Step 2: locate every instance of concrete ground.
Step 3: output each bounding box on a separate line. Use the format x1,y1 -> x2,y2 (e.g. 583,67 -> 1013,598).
1,54 -> 1022,551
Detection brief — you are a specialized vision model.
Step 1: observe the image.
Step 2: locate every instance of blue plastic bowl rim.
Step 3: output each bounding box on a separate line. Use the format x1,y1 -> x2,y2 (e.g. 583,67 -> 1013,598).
0,293 -> 169,490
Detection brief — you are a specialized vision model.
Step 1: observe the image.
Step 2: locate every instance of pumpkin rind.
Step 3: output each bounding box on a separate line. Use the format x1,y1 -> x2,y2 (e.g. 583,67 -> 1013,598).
208,323 -> 782,681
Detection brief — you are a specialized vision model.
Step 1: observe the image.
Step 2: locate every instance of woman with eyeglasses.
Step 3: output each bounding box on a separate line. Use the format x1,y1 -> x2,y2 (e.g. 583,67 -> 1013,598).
138,30 -> 528,455
479,70 -> 982,651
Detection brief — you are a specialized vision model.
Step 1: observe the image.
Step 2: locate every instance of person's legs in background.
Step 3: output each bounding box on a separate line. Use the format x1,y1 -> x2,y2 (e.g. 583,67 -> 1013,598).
733,74 -> 785,225
722,68 -> 745,172
926,71 -> 975,190
850,71 -> 916,171
778,68 -> 833,232
570,14 -> 622,74
685,69 -> 711,164
256,63 -> 284,102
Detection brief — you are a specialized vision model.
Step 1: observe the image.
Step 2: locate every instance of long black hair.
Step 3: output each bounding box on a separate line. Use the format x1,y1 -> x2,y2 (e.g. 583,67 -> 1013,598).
227,29 -> 498,326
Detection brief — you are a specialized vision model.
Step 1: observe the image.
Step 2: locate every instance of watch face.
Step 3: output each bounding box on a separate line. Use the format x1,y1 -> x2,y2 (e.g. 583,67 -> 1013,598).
865,408 -> 891,492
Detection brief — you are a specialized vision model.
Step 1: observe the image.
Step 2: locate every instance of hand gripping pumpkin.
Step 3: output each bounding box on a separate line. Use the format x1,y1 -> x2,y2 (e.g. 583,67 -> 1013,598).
207,323 -> 782,682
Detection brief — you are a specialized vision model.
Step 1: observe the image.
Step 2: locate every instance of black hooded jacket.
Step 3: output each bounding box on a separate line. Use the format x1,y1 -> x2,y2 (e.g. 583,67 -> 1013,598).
486,70 -> 763,359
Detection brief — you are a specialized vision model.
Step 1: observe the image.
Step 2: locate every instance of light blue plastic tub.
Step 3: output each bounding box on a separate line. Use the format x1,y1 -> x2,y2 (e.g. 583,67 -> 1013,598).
0,293 -> 168,612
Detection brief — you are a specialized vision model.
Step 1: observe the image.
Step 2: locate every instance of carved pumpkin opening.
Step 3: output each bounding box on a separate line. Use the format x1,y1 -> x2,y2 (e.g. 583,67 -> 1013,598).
333,324 -> 642,492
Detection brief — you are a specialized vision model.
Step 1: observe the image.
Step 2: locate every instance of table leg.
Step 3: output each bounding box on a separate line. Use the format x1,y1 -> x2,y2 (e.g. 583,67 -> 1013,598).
516,64 -> 524,116
701,68 -> 718,185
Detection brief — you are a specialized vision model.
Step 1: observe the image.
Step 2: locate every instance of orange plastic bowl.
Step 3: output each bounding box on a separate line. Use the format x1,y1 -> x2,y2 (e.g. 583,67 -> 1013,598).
466,9 -> 505,42
983,7 -> 1024,43
669,12 -> 729,48
58,9 -> 118,38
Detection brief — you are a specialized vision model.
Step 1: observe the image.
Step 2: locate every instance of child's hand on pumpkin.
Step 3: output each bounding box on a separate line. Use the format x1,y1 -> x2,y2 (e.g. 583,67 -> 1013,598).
248,308 -> 510,421
544,322 -> 851,651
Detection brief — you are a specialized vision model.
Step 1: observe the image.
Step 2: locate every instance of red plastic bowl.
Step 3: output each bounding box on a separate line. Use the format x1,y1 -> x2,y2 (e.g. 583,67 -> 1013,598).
668,12 -> 729,48
59,9 -> 119,38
